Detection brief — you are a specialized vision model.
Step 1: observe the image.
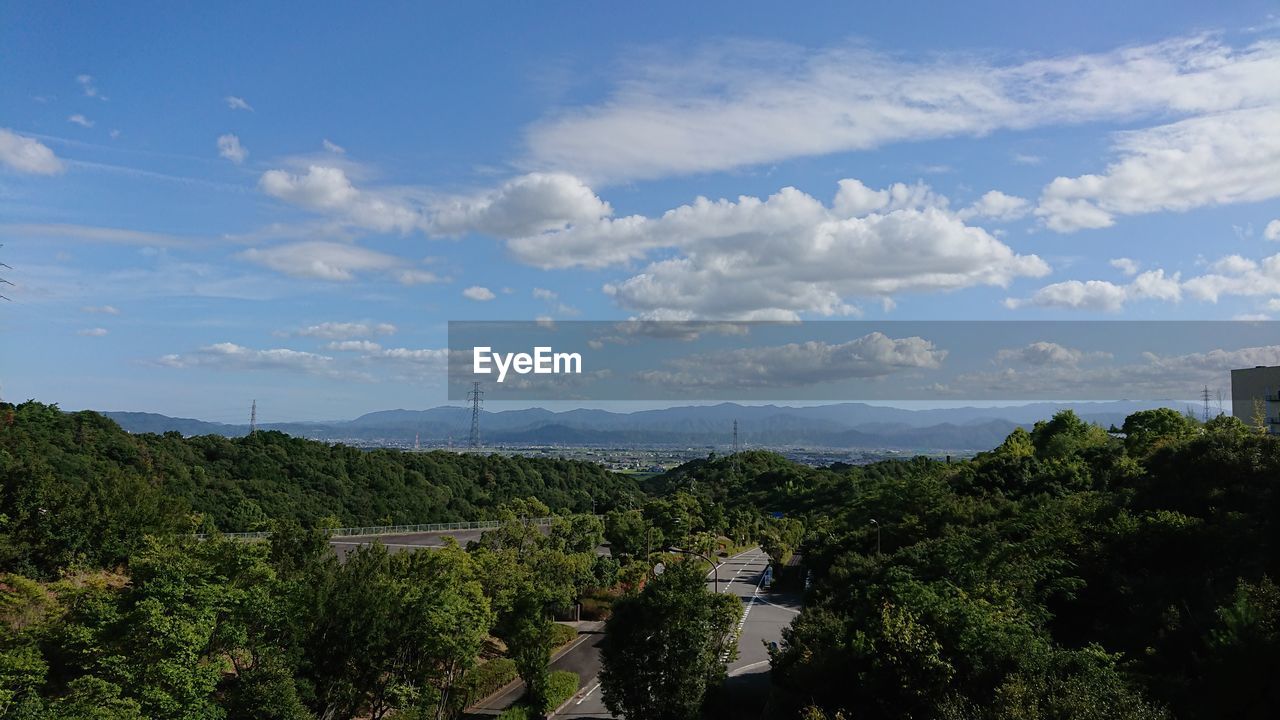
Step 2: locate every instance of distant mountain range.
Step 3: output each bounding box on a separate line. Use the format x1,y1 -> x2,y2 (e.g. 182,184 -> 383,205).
100,400 -> 1182,452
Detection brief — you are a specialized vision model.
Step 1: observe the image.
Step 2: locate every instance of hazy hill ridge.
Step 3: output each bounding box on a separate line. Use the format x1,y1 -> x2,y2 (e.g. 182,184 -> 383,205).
102,401 -> 1177,451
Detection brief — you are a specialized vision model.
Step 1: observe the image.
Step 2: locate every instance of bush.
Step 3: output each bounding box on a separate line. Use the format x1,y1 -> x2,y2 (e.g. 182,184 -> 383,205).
462,657 -> 518,707
580,597 -> 612,620
495,670 -> 580,719
543,670 -> 580,712
550,622 -> 577,650
579,586 -> 621,620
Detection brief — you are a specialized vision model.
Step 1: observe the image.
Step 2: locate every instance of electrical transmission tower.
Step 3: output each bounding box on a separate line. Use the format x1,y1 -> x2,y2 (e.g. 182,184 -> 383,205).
249,399 -> 257,435
468,382 -> 483,448
732,419 -> 740,478
1201,386 -> 1212,423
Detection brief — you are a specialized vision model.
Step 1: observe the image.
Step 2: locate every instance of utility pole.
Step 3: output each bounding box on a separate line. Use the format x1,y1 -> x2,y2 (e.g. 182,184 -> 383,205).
468,382 -> 483,449
249,399 -> 257,435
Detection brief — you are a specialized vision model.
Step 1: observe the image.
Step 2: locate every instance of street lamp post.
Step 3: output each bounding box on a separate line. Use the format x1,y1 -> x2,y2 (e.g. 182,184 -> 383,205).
666,546 -> 719,593
869,519 -> 881,556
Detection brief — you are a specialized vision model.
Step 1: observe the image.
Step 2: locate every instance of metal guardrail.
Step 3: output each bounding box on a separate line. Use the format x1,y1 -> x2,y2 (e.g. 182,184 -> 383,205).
193,515 -> 573,541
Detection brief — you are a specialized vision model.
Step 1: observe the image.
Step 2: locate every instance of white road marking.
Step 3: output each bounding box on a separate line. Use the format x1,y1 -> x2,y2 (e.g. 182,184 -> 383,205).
728,660 -> 771,676
575,681 -> 601,705
754,595 -> 801,614
721,557 -> 753,591
721,551 -> 769,663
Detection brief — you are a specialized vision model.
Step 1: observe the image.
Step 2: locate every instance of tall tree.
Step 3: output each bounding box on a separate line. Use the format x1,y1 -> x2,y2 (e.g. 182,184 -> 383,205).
599,560 -> 740,720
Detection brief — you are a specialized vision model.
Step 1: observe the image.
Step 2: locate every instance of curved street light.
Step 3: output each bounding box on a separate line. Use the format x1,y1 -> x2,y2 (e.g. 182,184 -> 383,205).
665,545 -> 719,593
869,519 -> 881,557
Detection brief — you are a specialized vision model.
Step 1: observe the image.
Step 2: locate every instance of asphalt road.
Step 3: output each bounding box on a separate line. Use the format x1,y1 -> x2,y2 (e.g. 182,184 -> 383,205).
328,529 -> 489,560
557,547 -> 800,719
467,622 -> 606,716
329,528 -> 609,561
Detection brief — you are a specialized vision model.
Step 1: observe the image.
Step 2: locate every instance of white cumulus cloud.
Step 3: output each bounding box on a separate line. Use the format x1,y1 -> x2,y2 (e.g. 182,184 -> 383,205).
217,134 -> 248,164
462,286 -> 496,301
507,179 -> 1047,319
1110,258 -> 1141,276
0,129 -> 64,175
958,190 -> 1030,221
259,165 -> 424,234
1037,107 -> 1280,231
225,96 -> 253,111
1005,269 -> 1182,312
1183,252 -> 1280,302
431,172 -> 612,237
995,341 -> 1110,366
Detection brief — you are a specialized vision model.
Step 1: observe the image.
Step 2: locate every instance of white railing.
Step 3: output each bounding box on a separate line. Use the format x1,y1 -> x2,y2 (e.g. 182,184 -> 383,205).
194,515 -> 584,541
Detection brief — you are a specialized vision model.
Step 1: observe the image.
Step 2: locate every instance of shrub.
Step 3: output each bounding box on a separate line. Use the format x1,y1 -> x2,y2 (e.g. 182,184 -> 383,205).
543,670 -> 580,712
550,622 -> 577,650
462,657 -> 518,707
495,670 -> 580,719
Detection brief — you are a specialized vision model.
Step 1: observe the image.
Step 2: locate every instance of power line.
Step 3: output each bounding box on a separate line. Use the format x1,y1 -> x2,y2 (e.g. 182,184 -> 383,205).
1,244 -> 12,301
468,382 -> 483,449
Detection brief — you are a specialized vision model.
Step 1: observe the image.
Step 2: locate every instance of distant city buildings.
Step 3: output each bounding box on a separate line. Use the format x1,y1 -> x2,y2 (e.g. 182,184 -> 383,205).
1230,365 -> 1280,434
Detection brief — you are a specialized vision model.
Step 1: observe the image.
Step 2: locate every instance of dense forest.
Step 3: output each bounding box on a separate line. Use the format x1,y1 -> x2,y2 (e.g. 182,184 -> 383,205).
654,410 -> 1280,719
0,401 -> 639,579
3,400 -> 1279,718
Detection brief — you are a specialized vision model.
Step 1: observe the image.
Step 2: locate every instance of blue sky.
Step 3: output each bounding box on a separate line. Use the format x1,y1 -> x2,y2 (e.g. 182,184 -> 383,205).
4,1 -> 1280,421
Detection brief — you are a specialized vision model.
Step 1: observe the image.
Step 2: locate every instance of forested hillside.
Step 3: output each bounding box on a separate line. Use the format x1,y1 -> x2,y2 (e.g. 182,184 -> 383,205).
0,401 -> 639,579
1,402 -> 627,719
3,400 -> 1279,719
657,410 -> 1280,719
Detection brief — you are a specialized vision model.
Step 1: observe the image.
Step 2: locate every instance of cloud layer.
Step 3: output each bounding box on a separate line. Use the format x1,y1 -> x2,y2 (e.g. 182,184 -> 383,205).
636,332 -> 947,389
524,35 -> 1280,183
